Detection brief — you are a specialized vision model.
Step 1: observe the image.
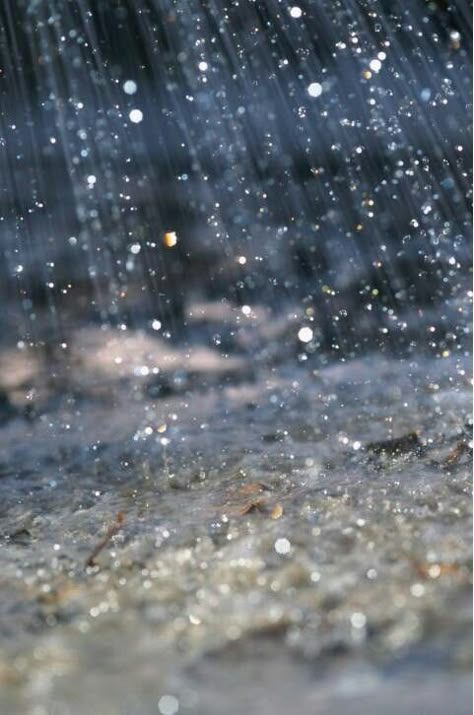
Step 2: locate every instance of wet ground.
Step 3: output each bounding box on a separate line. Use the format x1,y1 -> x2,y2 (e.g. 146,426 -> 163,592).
0,309 -> 471,714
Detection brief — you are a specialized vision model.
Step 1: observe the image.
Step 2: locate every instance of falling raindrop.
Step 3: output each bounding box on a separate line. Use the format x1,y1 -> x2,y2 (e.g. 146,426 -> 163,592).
307,82 -> 323,98
129,108 -> 143,124
123,80 -> 138,95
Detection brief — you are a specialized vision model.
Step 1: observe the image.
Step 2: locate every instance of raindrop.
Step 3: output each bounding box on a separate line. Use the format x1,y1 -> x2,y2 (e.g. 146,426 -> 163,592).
289,6 -> 303,18
158,695 -> 179,715
298,327 -> 313,343
123,80 -> 137,95
275,538 -> 291,555
307,82 -> 323,98
129,108 -> 143,124
369,58 -> 382,73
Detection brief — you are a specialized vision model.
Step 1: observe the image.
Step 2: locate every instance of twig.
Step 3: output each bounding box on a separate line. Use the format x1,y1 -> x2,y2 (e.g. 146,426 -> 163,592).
85,511 -> 125,569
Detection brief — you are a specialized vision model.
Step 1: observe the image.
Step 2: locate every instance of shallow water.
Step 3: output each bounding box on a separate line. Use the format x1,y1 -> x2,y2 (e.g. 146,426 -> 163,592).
0,328 -> 471,714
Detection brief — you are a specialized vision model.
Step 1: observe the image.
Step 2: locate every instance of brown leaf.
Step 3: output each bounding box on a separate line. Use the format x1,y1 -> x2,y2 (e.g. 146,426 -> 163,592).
239,499 -> 267,516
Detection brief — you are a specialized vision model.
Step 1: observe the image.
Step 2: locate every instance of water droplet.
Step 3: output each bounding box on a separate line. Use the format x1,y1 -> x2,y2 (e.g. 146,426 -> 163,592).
410,583 -> 425,598
164,231 -> 178,248
289,6 -> 303,18
274,537 -> 291,555
158,695 -> 179,715
307,82 -> 322,98
129,108 -> 143,124
123,80 -> 137,95
350,611 -> 367,628
298,327 -> 313,343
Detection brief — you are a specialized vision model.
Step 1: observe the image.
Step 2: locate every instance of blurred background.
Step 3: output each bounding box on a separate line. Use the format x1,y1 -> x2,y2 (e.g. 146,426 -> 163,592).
0,0 -> 471,359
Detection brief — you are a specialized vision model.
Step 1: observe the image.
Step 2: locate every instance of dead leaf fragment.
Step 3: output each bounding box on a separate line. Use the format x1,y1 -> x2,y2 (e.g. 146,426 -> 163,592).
444,440 -> 471,467
239,499 -> 267,516
270,503 -> 283,520
415,561 -> 464,579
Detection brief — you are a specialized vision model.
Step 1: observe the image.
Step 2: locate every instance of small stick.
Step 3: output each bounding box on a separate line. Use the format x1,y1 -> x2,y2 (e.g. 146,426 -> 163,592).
85,512 -> 125,569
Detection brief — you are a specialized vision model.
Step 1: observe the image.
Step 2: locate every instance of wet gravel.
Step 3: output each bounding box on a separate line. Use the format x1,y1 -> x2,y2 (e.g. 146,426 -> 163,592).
0,326 -> 471,714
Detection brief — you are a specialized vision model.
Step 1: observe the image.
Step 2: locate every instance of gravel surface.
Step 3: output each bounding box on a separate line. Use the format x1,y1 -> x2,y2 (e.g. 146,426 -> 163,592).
0,325 -> 471,714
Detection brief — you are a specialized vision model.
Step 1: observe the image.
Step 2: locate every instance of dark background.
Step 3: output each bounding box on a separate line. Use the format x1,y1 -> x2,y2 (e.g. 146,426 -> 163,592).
0,0 -> 471,355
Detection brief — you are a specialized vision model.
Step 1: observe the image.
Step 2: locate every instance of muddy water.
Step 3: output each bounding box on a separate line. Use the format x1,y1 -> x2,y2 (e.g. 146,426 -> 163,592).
0,323 -> 471,715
